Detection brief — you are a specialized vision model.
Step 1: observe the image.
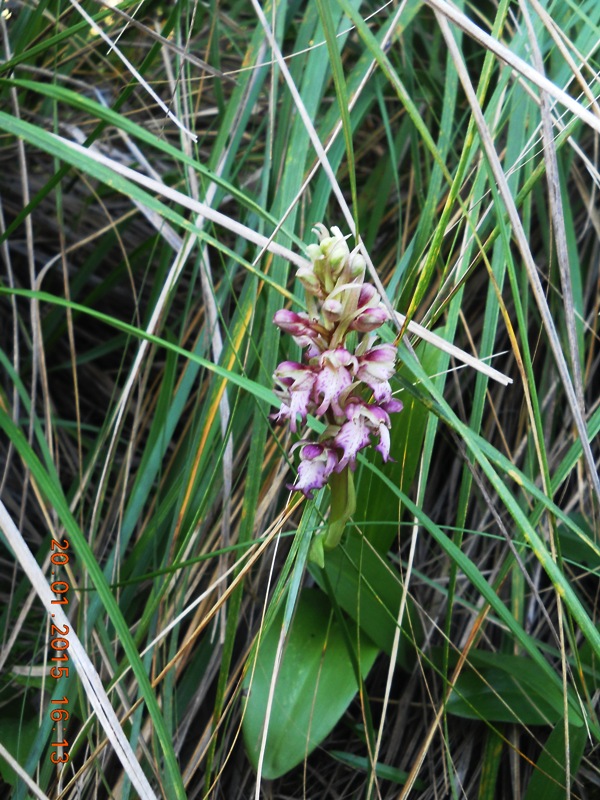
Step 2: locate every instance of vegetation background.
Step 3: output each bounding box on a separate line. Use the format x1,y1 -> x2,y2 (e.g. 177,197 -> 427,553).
0,0 -> 598,797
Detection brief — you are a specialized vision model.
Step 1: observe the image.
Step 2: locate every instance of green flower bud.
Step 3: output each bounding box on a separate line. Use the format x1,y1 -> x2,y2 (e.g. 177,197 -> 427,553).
297,266 -> 323,297
307,243 -> 323,263
322,296 -> 344,324
348,252 -> 366,278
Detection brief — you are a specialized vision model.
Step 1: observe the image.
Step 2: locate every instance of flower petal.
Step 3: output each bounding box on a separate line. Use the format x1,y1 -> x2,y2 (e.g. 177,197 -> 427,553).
333,416 -> 371,469
356,344 -> 397,398
292,444 -> 338,498
375,423 -> 391,461
273,360 -> 309,382
273,362 -> 317,432
382,398 -> 403,415
314,348 -> 356,416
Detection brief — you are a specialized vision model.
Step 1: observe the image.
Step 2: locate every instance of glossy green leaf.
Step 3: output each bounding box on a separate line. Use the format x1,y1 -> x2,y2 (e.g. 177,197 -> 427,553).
242,588 -> 379,779
448,669 -> 559,726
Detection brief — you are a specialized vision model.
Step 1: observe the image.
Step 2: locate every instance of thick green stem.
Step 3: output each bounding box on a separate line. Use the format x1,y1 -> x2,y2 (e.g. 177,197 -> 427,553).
309,468 -> 356,567
308,468 -> 356,567
325,467 -> 356,550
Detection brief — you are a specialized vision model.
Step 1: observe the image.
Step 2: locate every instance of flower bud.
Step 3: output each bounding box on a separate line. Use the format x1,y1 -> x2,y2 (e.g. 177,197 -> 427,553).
273,309 -> 315,337
357,283 -> 379,308
322,296 -> 344,324
348,252 -> 366,278
328,242 -> 349,276
296,265 -> 323,297
349,305 -> 389,332
306,243 -> 323,263
326,227 -> 350,277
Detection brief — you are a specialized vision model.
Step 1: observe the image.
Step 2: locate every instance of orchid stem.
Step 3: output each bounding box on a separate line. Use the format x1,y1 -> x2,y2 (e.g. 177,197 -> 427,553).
325,467 -> 356,550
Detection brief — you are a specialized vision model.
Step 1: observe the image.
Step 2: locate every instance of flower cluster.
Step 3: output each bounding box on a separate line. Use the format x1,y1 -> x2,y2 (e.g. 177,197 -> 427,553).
272,224 -> 402,499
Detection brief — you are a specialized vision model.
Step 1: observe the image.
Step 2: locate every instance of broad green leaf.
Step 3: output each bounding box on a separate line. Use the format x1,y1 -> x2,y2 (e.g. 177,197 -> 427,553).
574,628 -> 600,696
445,652 -> 583,727
242,588 -> 379,779
523,722 -> 587,800
315,540 -> 420,670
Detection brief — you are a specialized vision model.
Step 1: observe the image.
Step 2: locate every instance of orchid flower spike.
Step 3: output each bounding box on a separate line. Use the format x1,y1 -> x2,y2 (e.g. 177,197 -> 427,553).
272,224 -> 402,563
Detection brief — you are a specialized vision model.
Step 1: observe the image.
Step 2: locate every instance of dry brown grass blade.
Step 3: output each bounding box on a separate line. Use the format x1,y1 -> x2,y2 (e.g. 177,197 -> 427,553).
518,8 -> 582,795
